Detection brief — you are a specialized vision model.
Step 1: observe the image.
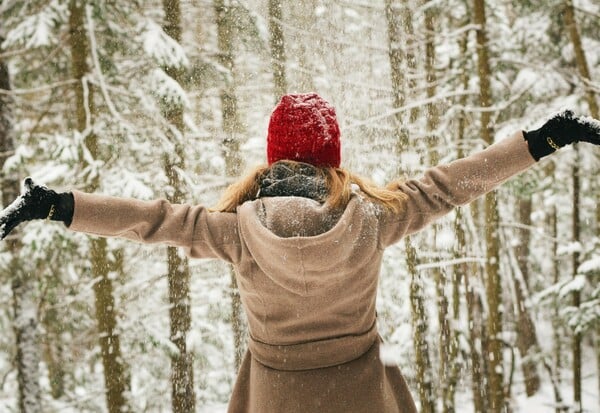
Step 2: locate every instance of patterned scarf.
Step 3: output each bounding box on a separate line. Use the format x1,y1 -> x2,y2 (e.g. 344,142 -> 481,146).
258,162 -> 328,203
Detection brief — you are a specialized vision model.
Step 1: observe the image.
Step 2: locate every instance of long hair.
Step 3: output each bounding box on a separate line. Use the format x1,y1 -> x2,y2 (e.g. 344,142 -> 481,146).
212,160 -> 408,213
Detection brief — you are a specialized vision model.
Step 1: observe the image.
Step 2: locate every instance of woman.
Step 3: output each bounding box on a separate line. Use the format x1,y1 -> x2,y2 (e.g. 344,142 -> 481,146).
1,93 -> 600,412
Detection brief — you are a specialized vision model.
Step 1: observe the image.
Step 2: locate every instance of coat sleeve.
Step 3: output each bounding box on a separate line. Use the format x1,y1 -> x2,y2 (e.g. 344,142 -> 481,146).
68,191 -> 242,263
379,131 -> 537,247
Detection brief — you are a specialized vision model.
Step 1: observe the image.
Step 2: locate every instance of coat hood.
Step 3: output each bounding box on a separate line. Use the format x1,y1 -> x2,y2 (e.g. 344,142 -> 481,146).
236,194 -> 381,296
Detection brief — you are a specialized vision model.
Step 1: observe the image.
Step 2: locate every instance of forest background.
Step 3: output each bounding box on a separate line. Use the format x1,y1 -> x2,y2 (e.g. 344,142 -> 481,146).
0,0 -> 599,412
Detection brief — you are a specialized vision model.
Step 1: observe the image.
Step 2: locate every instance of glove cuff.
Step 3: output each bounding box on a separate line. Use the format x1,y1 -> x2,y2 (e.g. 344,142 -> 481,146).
523,128 -> 558,161
50,192 -> 74,226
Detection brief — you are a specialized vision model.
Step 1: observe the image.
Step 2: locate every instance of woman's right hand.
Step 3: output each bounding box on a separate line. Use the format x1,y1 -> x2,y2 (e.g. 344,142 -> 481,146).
0,178 -> 73,240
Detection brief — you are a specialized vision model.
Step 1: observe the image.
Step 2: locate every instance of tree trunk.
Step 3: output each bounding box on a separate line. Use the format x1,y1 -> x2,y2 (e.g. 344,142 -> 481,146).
384,0 -> 408,151
472,0 -> 505,411
465,270 -> 488,413
68,2 -> 130,412
42,306 -> 66,399
11,274 -> 42,413
406,238 -> 437,413
385,4 -> 435,412
161,1 -> 196,411
483,193 -> 503,411
562,5 -> 598,409
1,31 -> 43,413
90,239 -> 130,413
542,163 -> 568,413
571,147 -> 582,413
402,4 -> 419,124
512,268 -> 541,397
457,26 -> 486,412
447,30 -> 471,412
434,262 -> 452,412
515,199 -> 532,291
563,0 -> 598,119
423,4 -> 439,135
514,197 -> 541,396
268,0 -> 287,101
596,331 -> 600,412
422,7 -> 456,411
166,247 -> 194,413
215,0 -> 246,371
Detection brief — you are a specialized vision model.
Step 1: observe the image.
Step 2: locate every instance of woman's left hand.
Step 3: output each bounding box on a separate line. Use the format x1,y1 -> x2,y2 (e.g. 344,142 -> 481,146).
524,111 -> 600,160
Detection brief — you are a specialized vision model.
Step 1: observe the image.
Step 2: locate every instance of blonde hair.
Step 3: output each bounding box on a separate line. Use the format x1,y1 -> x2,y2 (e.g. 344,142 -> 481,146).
212,160 -> 407,213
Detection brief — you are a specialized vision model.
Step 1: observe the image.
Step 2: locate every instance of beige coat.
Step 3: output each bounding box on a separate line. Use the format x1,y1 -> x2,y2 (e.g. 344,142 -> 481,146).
69,132 -> 536,412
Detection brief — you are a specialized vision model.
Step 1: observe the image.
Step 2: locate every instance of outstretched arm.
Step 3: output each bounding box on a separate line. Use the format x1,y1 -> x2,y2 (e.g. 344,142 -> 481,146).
379,111 -> 600,247
0,183 -> 241,263
70,191 -> 241,260
69,191 -> 241,262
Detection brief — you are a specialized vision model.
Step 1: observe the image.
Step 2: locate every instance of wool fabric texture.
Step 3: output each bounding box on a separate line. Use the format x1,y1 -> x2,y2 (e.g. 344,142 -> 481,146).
267,93 -> 341,167
68,131 -> 536,413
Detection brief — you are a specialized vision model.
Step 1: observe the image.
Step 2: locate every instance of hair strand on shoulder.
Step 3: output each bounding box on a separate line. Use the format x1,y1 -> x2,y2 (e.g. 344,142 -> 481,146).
212,161 -> 407,213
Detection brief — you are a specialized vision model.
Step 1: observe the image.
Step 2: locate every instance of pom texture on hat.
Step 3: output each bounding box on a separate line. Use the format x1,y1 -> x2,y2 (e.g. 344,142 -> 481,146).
267,93 -> 341,167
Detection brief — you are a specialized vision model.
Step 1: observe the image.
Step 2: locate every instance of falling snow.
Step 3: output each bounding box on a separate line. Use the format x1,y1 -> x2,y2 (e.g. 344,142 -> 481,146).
0,1 -> 599,412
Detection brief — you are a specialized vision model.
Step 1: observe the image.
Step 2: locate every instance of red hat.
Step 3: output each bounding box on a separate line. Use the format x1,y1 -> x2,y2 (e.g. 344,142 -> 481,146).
267,93 -> 341,167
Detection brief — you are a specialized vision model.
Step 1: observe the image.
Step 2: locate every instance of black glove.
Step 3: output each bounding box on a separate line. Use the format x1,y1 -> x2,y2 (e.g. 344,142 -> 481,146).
523,110 -> 600,161
0,178 -> 74,240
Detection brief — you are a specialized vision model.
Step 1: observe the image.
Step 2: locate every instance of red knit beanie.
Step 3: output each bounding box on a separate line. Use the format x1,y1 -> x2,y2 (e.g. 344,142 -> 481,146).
267,93 -> 341,168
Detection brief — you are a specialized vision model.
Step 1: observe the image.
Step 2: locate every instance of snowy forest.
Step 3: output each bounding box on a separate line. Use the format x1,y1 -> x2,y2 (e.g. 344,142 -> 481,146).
0,0 -> 599,412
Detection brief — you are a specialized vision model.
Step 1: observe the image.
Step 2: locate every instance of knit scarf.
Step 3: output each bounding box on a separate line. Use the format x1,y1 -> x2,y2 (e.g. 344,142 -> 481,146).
258,162 -> 328,203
